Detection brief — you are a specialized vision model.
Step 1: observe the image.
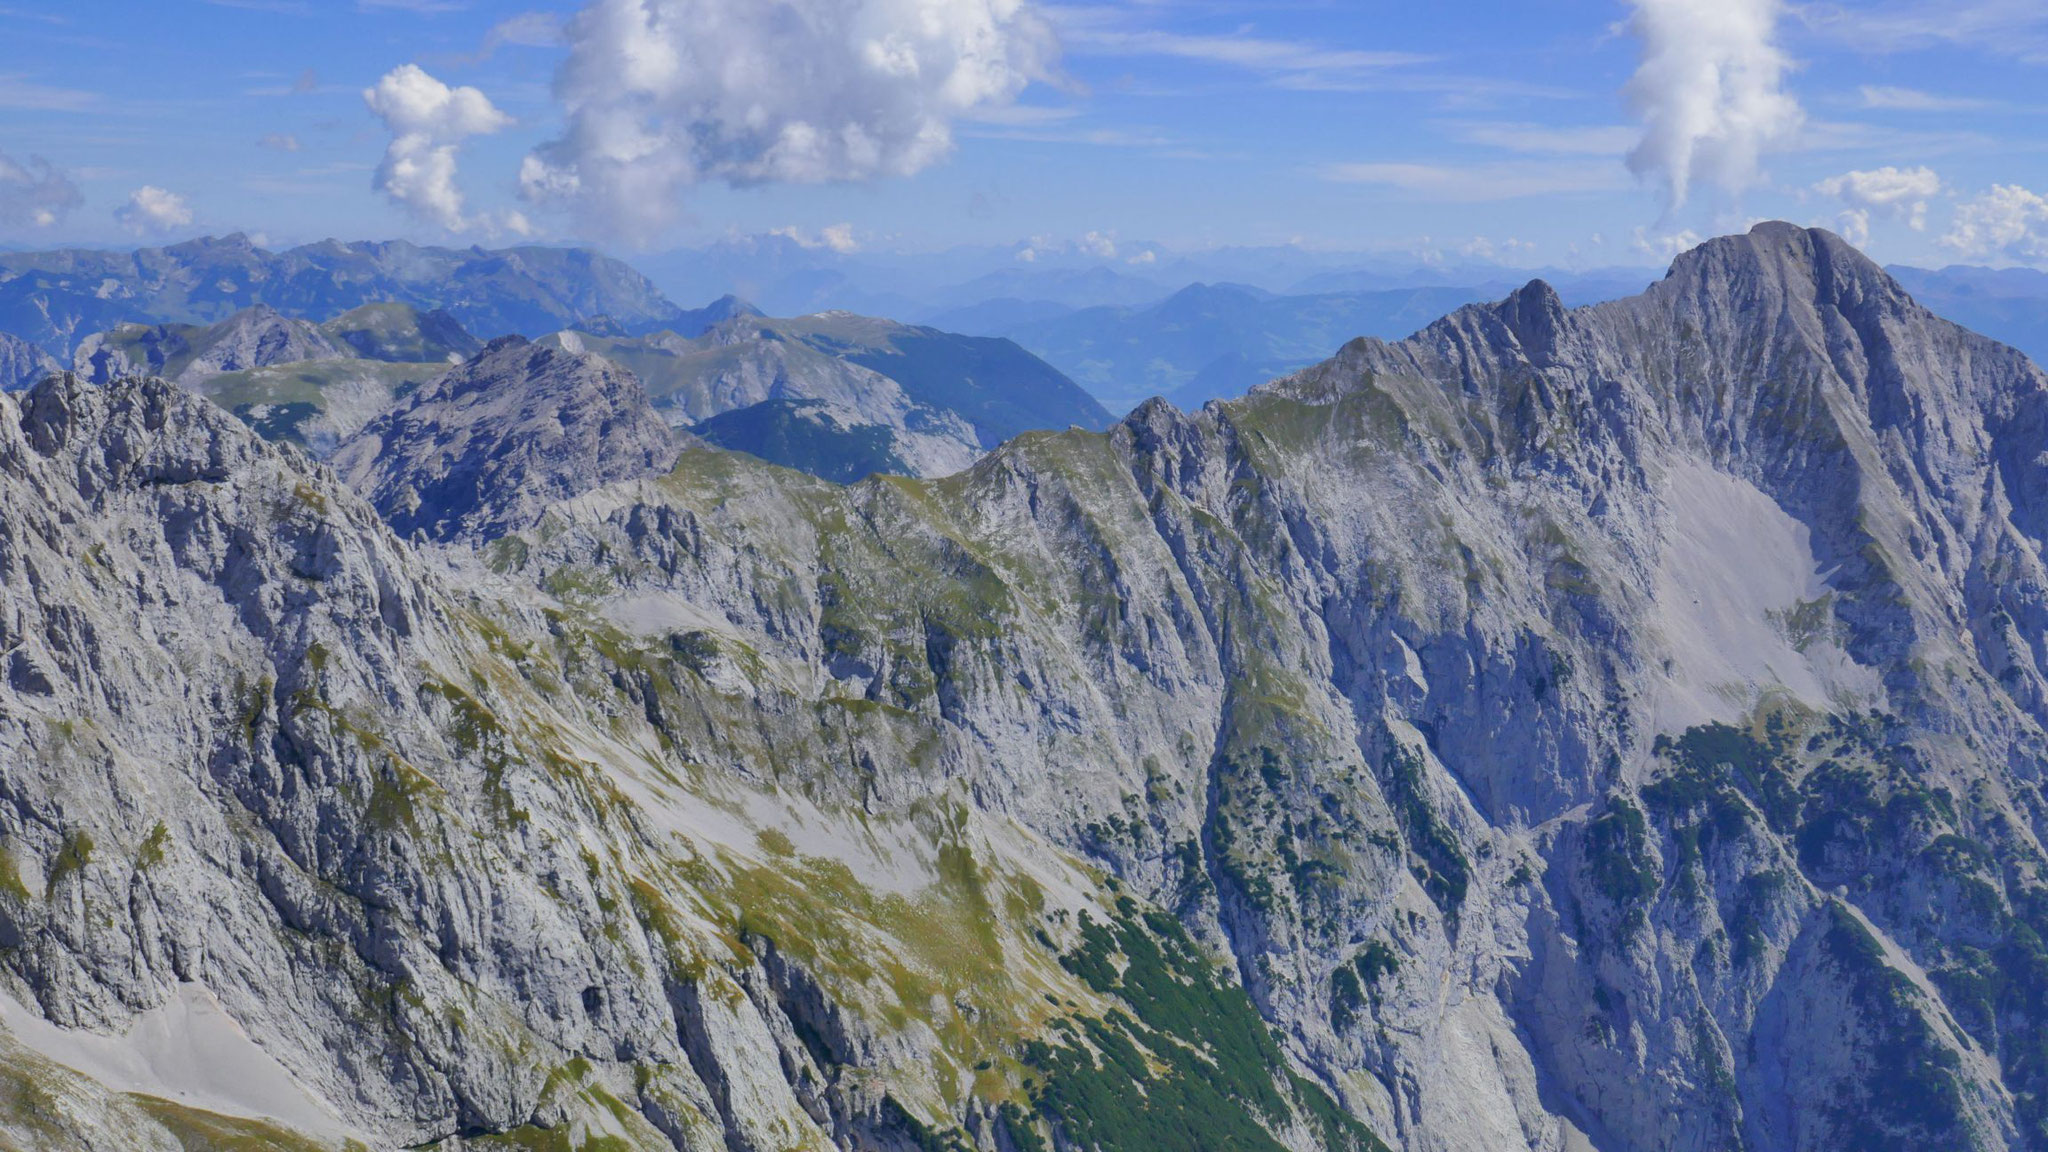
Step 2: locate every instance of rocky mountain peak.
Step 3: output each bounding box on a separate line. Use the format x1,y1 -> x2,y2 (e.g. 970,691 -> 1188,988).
330,337 -> 684,542
12,373 -> 271,499
1497,277 -> 1569,364
1653,221 -> 1917,330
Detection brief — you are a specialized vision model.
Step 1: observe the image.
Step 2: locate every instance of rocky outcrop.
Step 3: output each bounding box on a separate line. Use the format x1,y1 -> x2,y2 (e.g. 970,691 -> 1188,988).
331,336 -> 685,542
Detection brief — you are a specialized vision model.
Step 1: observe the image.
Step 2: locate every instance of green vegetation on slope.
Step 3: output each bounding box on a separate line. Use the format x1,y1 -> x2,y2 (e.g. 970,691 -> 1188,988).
1014,896 -> 1390,1152
691,399 -> 912,483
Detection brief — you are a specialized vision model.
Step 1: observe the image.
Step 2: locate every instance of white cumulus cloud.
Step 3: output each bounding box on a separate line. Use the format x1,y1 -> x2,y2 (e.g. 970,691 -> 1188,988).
114,186 -> 193,236
768,223 -> 861,253
1814,166 -> 1942,245
364,64 -> 513,232
0,151 -> 82,229
1943,185 -> 2048,265
520,0 -> 1059,243
1621,0 -> 1804,213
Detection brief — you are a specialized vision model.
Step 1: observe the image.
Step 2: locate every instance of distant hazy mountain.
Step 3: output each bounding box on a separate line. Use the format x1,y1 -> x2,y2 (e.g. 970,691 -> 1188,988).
72,302 -> 481,456
549,310 -> 1111,480
73,304 -> 349,388
939,265 -> 1175,311
973,283 -> 1499,410
0,234 -> 690,355
1888,265 -> 2048,368
637,231 -> 1664,324
1286,265 -> 1658,306
322,302 -> 482,364
669,293 -> 765,338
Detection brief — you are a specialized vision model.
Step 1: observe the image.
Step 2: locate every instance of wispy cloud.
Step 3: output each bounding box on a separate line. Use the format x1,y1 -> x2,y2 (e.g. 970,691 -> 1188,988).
464,12 -> 559,60
1322,160 -> 1628,201
359,0 -> 469,12
0,151 -> 82,229
1445,122 -> 1639,156
1801,1 -> 2048,60
0,75 -> 99,112
1046,6 -> 1572,101
962,104 -> 1085,127
1794,118 -> 1999,156
964,125 -> 1173,148
1047,6 -> 1428,87
1857,85 -> 2000,112
202,0 -> 309,13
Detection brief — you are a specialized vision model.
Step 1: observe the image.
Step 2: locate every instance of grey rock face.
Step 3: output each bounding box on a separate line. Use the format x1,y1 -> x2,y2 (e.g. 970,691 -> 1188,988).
331,335 -> 684,542
4,223 -> 2048,1152
0,333 -> 59,391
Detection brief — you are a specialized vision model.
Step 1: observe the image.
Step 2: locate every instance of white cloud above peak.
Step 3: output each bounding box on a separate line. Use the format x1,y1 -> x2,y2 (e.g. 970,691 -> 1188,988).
114,186 -> 194,236
1815,165 -> 1942,244
364,64 -> 510,143
519,0 -> 1060,244
1621,0 -> 1804,214
363,64 -> 511,232
1944,184 -> 2048,263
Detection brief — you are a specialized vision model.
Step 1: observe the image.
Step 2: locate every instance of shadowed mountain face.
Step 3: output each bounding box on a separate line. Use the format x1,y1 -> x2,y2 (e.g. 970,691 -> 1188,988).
5,224 -> 2048,1152
0,332 -> 59,391
0,233 -> 691,355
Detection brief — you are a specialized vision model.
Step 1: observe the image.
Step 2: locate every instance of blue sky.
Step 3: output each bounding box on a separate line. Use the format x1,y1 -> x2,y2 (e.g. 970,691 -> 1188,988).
2,0 -> 2046,270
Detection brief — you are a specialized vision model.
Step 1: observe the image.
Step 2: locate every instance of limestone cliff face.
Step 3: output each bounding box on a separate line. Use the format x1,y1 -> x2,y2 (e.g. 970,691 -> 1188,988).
2,224 -> 2047,1152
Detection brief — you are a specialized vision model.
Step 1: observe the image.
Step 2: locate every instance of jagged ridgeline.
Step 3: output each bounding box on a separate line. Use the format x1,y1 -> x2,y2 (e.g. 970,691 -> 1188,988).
4,222 -> 2048,1151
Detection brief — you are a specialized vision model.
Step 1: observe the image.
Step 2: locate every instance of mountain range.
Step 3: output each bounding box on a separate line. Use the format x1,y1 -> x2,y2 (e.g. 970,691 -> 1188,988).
3,223 -> 2048,1150
1887,265 -> 2048,370
0,234 -> 691,357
